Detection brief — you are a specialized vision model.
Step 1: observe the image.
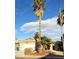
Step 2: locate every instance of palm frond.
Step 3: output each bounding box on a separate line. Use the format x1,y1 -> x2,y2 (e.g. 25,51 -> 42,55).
57,9 -> 64,26
33,0 -> 46,11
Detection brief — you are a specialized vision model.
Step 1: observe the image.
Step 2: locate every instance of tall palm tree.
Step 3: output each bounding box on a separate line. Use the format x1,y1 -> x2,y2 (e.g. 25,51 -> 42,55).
33,0 -> 45,39
33,0 -> 45,53
57,9 -> 64,51
57,9 -> 64,43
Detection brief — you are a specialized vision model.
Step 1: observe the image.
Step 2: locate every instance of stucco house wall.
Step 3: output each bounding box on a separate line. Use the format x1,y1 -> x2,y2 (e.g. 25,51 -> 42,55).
15,38 -> 35,51
19,42 -> 35,51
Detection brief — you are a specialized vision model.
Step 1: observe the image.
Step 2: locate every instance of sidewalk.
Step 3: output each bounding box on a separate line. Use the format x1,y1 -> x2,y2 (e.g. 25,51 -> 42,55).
15,50 -> 64,59
49,50 -> 64,56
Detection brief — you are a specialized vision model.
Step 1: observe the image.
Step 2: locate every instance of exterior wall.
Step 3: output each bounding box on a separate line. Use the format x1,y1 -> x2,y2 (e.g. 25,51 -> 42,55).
50,44 -> 54,50
19,42 -> 35,51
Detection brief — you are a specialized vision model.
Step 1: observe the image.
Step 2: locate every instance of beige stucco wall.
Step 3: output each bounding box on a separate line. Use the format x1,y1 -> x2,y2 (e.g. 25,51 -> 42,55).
19,42 -> 35,51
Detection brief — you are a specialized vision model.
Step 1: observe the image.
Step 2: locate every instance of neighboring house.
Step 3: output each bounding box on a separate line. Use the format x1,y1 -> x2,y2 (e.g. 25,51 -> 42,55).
53,41 -> 63,51
15,38 -> 35,51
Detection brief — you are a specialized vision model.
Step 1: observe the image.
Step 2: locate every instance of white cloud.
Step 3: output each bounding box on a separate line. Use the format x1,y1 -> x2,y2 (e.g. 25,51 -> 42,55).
20,16 -> 58,32
20,22 -> 38,31
19,16 -> 64,40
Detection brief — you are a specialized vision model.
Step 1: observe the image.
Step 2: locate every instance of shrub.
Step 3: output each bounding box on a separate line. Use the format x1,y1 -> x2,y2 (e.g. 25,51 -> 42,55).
24,48 -> 33,55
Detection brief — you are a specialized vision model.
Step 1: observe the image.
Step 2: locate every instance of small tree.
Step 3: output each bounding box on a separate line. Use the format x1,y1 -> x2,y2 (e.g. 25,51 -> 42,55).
41,36 -> 52,50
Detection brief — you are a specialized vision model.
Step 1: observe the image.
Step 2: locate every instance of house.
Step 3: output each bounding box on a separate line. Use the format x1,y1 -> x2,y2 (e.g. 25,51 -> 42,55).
53,41 -> 63,51
15,38 -> 35,51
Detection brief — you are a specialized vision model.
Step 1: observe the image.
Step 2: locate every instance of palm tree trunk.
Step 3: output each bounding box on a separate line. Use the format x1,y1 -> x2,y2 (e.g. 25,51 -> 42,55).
38,16 -> 43,51
60,8 -> 64,51
59,8 -> 62,41
39,16 -> 42,41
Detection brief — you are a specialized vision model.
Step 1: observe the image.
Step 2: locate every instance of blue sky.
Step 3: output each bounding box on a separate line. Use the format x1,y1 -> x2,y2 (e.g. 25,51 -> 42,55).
15,0 -> 64,41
